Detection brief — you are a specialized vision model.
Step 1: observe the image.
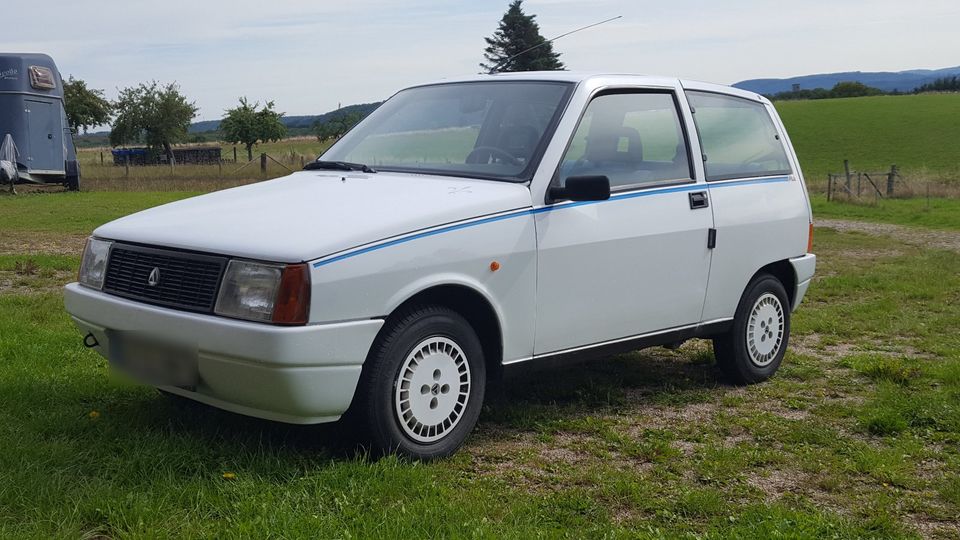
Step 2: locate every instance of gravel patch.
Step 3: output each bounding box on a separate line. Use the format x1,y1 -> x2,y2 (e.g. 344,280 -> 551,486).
817,218 -> 960,253
0,231 -> 87,256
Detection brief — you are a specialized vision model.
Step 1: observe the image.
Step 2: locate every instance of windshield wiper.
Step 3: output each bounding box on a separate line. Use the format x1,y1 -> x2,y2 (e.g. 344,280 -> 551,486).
303,160 -> 377,173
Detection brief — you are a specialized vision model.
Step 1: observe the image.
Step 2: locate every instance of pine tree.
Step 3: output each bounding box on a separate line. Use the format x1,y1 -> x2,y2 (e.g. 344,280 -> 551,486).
480,0 -> 564,73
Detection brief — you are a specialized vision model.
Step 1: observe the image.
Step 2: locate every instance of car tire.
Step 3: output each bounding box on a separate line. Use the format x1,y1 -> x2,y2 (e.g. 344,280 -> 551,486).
65,175 -> 80,191
353,304 -> 486,460
713,273 -> 791,384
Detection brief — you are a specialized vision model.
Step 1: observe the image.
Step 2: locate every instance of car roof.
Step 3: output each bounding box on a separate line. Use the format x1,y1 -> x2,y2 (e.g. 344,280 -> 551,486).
420,71 -> 666,85
411,71 -> 767,103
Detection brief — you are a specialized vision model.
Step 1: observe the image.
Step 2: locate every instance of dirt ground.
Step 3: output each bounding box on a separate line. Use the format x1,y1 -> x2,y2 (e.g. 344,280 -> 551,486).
816,218 -> 960,253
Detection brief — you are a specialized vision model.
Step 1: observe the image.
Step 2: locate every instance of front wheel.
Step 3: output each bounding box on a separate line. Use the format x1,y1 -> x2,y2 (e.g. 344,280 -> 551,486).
713,273 -> 791,384
352,305 -> 486,459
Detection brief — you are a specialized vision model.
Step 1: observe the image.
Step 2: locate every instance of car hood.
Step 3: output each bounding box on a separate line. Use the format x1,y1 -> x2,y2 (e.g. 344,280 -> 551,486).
93,171 -> 533,262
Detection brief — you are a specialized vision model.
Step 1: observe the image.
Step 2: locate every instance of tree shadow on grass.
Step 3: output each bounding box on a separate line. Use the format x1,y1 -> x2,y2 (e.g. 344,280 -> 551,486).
481,344 -> 725,430
81,342 -> 724,462
86,387 -> 365,464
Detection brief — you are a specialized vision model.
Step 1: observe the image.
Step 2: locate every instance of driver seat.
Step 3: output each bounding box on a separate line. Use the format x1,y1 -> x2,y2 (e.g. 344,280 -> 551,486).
586,126 -> 643,166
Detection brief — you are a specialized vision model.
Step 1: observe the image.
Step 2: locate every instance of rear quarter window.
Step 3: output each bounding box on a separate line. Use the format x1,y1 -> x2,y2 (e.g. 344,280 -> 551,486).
687,91 -> 791,181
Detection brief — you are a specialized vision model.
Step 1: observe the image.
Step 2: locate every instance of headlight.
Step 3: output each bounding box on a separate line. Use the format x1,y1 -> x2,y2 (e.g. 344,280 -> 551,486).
215,261 -> 311,325
78,237 -> 112,289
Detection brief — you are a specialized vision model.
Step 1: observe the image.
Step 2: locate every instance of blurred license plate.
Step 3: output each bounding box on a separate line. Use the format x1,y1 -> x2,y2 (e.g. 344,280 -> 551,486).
110,333 -> 198,388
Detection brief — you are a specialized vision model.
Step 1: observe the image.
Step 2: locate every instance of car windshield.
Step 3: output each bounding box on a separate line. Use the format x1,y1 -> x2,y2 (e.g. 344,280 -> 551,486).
320,81 -> 573,182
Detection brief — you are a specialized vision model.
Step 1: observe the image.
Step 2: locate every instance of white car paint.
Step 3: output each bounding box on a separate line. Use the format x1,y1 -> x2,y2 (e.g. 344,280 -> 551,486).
65,283 -> 382,423
533,185 -> 715,354
93,171 -> 532,263
64,72 -> 816,425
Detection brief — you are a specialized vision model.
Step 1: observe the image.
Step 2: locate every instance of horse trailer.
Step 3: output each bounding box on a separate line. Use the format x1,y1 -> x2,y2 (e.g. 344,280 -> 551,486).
0,53 -> 80,190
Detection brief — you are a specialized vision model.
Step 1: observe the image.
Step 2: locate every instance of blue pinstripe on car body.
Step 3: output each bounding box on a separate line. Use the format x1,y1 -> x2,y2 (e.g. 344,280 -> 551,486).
312,175 -> 791,268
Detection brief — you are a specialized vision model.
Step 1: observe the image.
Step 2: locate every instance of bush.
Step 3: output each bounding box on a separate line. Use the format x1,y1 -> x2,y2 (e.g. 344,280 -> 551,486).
771,81 -> 884,101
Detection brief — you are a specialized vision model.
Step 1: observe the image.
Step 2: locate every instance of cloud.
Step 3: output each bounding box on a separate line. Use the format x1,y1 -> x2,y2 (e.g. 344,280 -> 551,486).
1,0 -> 956,121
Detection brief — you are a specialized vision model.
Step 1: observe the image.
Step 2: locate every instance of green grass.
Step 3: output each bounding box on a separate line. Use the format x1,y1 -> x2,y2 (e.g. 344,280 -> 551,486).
812,194 -> 960,230
776,93 -> 960,184
1,194 -> 959,537
0,191 -> 194,233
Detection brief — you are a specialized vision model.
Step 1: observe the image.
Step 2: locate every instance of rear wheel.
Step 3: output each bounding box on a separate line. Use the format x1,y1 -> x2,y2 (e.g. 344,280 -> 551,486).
353,305 -> 486,460
65,175 -> 80,191
713,273 -> 790,384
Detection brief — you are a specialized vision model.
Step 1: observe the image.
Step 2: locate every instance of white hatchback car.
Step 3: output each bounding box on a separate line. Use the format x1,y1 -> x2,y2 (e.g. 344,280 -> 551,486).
65,72 -> 815,459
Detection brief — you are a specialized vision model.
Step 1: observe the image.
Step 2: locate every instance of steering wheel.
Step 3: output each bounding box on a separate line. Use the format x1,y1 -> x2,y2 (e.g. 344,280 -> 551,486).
466,146 -> 521,166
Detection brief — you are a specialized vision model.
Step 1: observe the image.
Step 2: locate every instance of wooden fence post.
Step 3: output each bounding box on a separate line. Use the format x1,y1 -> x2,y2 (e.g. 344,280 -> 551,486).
233,146 -> 238,163
886,164 -> 897,196
100,152 -> 104,165
843,159 -> 852,195
124,155 -> 129,179
827,174 -> 832,201
260,153 -> 267,173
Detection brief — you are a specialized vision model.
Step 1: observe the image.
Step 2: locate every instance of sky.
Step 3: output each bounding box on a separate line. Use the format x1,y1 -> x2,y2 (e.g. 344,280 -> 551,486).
2,0 -> 958,122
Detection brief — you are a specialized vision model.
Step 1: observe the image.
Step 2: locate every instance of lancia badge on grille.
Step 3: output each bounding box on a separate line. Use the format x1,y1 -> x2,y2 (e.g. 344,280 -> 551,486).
147,267 -> 161,287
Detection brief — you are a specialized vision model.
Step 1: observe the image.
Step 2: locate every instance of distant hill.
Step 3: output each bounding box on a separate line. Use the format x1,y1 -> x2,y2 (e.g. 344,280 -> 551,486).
734,66 -> 960,95
187,101 -> 382,134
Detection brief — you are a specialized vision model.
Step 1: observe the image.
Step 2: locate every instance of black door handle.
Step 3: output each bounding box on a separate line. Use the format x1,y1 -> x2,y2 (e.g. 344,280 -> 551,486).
689,191 -> 709,209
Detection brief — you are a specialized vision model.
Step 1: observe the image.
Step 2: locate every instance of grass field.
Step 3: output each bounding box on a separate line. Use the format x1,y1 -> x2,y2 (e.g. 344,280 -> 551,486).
775,93 -> 960,186
0,191 -> 958,537
72,138 -> 333,192
63,92 -> 960,196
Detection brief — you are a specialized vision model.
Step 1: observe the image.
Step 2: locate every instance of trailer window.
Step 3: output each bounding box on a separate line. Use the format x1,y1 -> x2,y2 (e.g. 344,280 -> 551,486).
28,66 -> 56,90
686,91 -> 791,181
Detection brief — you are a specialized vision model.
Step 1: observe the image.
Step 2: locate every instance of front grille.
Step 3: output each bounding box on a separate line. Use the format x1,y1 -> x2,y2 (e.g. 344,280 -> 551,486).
103,244 -> 227,313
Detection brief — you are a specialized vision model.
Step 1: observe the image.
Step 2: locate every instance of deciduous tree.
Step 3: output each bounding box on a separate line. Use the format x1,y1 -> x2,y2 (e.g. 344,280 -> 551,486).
110,82 -> 198,165
314,111 -> 362,143
829,81 -> 882,99
220,98 -> 287,161
63,76 -> 112,134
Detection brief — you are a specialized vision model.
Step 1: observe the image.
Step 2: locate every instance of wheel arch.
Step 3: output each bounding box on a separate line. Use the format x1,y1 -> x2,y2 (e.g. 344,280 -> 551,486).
382,282 -> 505,379
751,259 -> 797,306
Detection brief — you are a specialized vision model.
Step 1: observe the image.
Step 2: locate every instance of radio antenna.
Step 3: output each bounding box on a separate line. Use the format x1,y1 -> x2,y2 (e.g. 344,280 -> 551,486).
486,15 -> 623,74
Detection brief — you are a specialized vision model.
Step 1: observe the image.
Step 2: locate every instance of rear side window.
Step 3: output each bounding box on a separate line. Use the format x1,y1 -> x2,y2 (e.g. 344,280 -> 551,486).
686,91 -> 791,181
558,92 -> 692,190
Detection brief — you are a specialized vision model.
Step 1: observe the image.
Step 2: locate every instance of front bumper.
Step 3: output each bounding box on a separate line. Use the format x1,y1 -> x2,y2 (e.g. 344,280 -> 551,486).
64,283 -> 384,424
789,253 -> 816,311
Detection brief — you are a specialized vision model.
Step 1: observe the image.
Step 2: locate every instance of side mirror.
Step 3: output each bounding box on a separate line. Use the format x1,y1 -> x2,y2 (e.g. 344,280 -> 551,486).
548,175 -> 611,202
